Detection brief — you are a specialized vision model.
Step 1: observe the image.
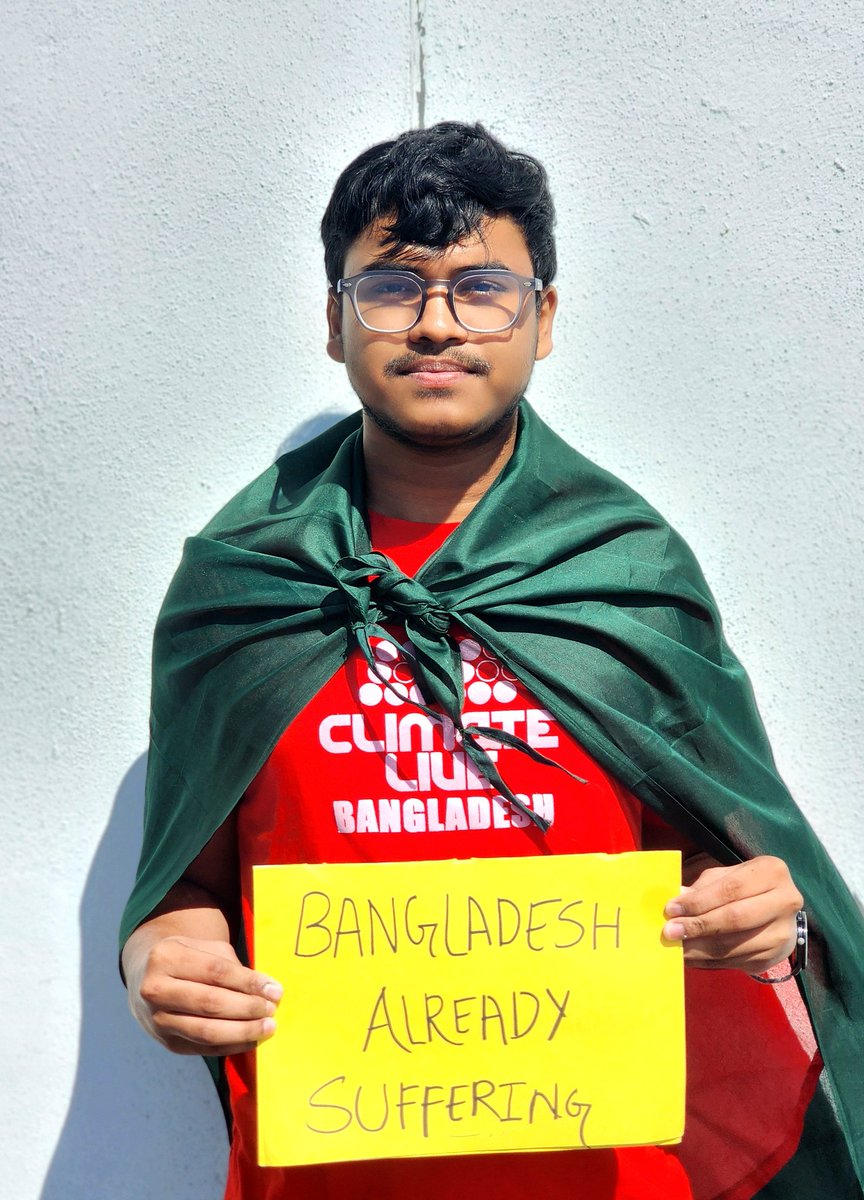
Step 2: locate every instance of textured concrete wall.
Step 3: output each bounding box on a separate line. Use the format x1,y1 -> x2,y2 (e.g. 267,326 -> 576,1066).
2,2 -> 860,1197
420,0 -> 864,883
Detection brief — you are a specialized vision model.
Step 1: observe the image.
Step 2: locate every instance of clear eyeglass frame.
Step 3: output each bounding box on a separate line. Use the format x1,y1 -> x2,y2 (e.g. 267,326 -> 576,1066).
335,268 -> 544,334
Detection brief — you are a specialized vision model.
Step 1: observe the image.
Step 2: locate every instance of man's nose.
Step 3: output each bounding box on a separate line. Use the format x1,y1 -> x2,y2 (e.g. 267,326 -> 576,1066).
409,285 -> 467,343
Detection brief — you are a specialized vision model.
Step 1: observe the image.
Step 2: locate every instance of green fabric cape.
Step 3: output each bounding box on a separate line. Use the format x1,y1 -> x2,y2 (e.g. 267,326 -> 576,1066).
121,402 -> 863,1191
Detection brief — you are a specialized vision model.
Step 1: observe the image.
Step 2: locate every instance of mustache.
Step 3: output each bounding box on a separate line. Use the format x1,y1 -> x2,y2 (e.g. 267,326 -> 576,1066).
383,352 -> 491,378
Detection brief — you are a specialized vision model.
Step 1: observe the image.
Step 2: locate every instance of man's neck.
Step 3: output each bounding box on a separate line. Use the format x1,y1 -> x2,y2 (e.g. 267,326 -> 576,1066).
362,416 -> 517,524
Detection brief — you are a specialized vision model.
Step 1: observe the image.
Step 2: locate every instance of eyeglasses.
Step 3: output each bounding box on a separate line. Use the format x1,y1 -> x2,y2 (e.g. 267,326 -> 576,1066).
335,269 -> 543,334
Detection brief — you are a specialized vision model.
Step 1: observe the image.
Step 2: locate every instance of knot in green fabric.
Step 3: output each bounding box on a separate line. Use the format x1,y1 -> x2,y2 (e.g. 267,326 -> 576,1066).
370,569 -> 451,636
334,553 -> 451,637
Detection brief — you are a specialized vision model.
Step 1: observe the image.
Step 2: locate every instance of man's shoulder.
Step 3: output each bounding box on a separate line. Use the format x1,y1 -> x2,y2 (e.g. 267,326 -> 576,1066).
520,403 -> 700,566
198,410 -> 363,543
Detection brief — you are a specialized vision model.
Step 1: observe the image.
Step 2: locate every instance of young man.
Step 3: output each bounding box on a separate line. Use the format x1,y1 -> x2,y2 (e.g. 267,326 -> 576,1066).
121,123 -> 864,1199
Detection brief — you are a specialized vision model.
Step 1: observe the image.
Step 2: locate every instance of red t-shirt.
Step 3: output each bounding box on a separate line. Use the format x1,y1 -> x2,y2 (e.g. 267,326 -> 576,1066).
223,512 -> 692,1199
223,513 -> 817,1200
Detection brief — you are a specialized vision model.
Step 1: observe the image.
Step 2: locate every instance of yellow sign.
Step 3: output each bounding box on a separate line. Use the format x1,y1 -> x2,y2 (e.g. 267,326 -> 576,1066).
254,852 -> 684,1166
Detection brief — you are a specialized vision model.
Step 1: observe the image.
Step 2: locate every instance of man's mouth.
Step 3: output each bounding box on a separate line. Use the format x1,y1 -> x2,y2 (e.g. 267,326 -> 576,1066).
385,354 -> 490,380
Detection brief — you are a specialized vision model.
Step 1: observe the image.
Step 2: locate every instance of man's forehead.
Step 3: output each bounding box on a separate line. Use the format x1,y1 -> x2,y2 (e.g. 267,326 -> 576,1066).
342,214 -> 533,277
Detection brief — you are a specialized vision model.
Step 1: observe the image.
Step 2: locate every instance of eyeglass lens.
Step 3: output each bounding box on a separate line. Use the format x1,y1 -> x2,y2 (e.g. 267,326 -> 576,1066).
353,273 -> 527,333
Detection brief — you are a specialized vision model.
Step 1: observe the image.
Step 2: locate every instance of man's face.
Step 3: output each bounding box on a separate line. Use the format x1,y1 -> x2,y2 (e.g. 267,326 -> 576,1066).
326,215 -> 557,450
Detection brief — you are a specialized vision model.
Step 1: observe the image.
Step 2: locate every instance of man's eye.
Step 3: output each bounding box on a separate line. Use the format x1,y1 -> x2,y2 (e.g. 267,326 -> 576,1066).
366,278 -> 415,300
459,276 -> 508,297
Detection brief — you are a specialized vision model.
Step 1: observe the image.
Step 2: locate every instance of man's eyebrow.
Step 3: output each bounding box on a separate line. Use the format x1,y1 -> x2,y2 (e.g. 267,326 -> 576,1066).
356,257 -> 513,275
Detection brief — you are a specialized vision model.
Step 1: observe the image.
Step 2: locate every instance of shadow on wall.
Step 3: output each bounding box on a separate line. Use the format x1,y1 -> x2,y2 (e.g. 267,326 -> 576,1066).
275,409 -> 353,458
41,756 -> 227,1200
43,411 -> 352,1199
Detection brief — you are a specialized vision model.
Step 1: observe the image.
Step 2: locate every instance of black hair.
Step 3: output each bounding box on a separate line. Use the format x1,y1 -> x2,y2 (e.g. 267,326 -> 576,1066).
321,121 -> 556,287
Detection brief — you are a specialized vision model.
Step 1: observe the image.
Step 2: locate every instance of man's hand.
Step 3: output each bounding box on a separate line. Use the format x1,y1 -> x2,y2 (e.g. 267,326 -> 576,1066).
125,933 -> 282,1056
663,854 -> 803,973
121,830 -> 282,1058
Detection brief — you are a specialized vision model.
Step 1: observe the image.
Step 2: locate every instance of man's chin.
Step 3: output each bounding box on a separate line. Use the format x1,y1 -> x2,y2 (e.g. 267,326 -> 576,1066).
360,398 -> 521,453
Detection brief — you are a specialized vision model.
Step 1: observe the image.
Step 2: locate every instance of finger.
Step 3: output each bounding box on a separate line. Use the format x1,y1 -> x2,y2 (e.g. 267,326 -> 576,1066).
149,938 -> 283,1001
678,921 -> 796,967
666,857 -> 801,920
156,1013 -> 278,1056
667,857 -> 786,915
144,978 -> 278,1022
663,891 -> 798,944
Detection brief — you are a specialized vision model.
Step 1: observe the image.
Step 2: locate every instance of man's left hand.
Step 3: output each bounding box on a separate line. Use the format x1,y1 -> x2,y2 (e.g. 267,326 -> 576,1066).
663,854 -> 803,972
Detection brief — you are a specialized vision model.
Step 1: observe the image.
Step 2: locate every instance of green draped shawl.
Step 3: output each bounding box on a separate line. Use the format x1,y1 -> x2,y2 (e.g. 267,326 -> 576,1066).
121,402 -> 863,1189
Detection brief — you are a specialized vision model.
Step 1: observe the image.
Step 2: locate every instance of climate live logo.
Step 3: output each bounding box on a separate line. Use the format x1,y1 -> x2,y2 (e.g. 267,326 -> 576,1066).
322,632 -> 558,836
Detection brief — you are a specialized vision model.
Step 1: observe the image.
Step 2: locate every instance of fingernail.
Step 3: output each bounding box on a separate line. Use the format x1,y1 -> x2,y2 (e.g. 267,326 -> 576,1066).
665,901 -> 686,917
262,981 -> 283,1002
664,921 -> 686,940
261,1018 -> 277,1037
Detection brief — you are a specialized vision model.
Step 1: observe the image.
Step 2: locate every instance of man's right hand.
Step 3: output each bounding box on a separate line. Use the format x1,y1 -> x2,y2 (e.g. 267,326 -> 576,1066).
121,825 -> 283,1059
125,933 -> 282,1056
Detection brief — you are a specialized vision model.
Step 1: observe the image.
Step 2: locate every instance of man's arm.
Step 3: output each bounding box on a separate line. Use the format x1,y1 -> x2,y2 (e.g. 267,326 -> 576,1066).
121,811 -> 282,1056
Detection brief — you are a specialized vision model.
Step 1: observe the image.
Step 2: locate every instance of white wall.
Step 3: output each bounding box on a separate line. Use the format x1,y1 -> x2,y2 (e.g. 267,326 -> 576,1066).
2,3 -> 860,1196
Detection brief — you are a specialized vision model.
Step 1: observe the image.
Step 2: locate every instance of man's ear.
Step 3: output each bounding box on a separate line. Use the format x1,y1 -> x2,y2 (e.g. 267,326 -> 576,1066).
534,285 -> 558,361
326,290 -> 345,363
